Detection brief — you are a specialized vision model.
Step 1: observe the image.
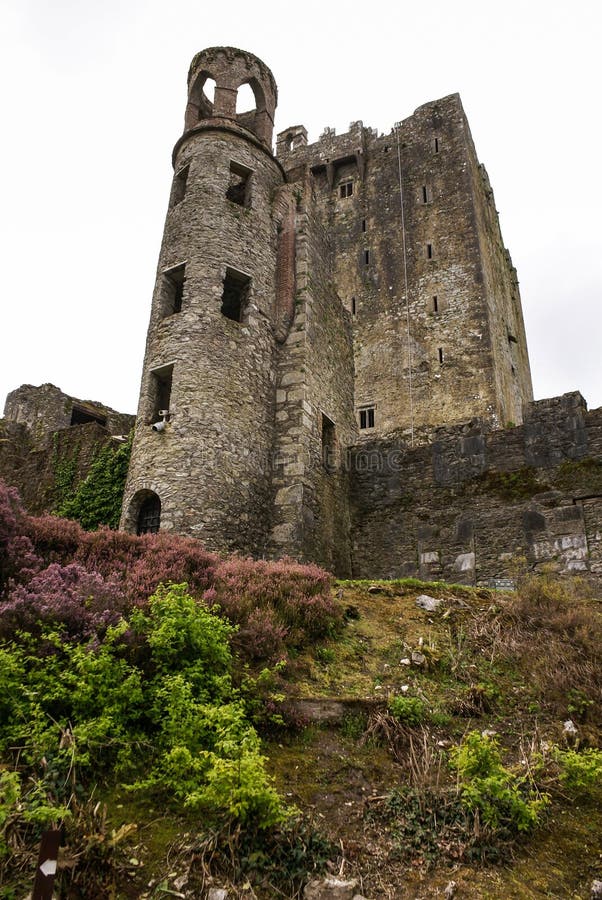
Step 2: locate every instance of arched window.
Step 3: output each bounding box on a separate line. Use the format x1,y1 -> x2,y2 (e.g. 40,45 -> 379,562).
137,493 -> 161,534
236,82 -> 256,114
203,77 -> 216,104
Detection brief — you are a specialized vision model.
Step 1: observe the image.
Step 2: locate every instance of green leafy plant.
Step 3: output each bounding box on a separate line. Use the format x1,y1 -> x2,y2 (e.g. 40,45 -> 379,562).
315,646 -> 336,665
389,695 -> 427,726
567,689 -> 594,722
0,584 -> 288,835
450,731 -> 548,834
554,747 -> 602,795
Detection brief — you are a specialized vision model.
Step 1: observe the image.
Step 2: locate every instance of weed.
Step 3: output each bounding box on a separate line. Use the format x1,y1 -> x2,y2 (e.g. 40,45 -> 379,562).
450,731 -> 549,835
389,695 -> 427,726
340,711 -> 367,740
554,747 -> 602,795
315,646 -> 336,665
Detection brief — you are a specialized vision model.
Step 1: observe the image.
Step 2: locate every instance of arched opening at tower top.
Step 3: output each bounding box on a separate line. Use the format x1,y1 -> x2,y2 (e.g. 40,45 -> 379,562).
202,77 -> 216,105
236,82 -> 256,114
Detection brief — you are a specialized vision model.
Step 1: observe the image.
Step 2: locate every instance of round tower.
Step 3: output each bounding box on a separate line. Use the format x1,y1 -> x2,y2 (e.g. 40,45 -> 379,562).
121,47 -> 285,554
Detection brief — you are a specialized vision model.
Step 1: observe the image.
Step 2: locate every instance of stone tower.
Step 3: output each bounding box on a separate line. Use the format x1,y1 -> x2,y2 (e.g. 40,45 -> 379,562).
275,97 -> 533,441
122,47 -> 534,577
121,47 -> 287,553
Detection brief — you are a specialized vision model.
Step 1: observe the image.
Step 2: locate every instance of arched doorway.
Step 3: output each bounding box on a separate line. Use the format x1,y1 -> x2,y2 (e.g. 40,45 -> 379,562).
136,492 -> 161,535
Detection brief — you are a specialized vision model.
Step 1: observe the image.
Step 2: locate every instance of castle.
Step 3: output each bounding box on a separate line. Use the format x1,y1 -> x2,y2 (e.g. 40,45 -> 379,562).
2,48 -> 601,584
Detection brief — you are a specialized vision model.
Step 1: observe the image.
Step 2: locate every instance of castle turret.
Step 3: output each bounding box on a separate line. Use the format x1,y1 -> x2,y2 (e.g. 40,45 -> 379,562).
121,48 -> 285,552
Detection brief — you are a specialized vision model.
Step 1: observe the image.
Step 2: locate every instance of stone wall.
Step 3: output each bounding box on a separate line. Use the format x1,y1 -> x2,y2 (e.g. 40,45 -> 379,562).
276,94 -> 533,440
1,383 -> 134,516
3,383 -> 133,449
349,392 -> 602,583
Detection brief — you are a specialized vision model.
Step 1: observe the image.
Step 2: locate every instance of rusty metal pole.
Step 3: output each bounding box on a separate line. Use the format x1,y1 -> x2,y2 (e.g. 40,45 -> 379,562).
32,828 -> 61,900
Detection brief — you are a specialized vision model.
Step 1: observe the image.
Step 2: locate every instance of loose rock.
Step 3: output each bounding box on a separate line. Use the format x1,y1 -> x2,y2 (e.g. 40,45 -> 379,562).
415,594 -> 443,612
591,880 -> 602,899
304,877 -> 359,899
207,889 -> 228,900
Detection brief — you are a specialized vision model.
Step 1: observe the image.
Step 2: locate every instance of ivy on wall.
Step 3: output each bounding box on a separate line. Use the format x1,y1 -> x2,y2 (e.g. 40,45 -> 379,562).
52,432 -> 81,509
57,433 -> 132,530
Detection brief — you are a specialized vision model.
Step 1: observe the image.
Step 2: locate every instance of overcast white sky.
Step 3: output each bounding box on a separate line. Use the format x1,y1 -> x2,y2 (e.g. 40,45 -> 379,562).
1,0 -> 600,417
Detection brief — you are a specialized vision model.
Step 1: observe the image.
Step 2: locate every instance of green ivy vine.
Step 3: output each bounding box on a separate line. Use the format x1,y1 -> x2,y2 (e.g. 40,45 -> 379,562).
56,432 -> 132,530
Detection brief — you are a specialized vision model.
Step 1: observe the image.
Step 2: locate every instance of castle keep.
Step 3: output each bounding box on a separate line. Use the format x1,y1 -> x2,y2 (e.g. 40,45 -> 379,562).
4,46 -> 598,587
117,46 -> 602,583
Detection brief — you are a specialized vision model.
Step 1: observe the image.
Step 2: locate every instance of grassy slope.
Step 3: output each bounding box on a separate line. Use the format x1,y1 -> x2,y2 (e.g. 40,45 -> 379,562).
263,579 -> 602,899
15,577 -> 598,899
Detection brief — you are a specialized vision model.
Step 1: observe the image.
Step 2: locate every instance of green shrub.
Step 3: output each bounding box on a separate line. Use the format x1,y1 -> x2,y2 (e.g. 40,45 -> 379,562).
0,584 -> 287,831
389,695 -> 427,726
315,646 -> 336,665
555,747 -> 602,795
450,731 -> 548,834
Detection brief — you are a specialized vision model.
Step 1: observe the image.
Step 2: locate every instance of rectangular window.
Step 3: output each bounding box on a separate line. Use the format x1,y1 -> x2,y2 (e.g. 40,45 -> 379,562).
161,264 -> 186,316
221,267 -> 251,322
321,414 -> 337,472
70,405 -> 107,428
433,295 -> 439,313
351,296 -> 356,316
361,218 -> 366,232
226,161 -> 252,207
426,243 -> 433,259
171,165 -> 189,206
150,364 -> 174,422
422,185 -> 429,204
359,407 -> 375,429
339,181 -> 353,198
438,347 -> 444,364
433,137 -> 440,154
364,249 -> 370,266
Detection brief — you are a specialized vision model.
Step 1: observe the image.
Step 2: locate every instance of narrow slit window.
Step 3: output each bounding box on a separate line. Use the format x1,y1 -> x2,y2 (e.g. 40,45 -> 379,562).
433,295 -> 439,313
434,137 -> 440,153
150,364 -> 173,421
351,296 -> 356,316
359,407 -> 375,429
171,165 -> 189,206
161,264 -> 186,316
321,414 -> 337,472
422,185 -> 429,204
426,243 -> 433,259
438,347 -> 444,365
226,161 -> 252,207
221,267 -> 251,322
364,249 -> 370,266
339,181 -> 353,198
361,218 -> 366,232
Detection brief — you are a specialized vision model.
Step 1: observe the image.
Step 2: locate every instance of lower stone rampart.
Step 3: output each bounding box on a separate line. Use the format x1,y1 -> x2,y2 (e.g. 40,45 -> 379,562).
349,392 -> 602,584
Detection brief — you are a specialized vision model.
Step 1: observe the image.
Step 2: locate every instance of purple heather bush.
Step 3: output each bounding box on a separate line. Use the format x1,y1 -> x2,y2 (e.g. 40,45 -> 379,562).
0,481 -> 40,589
0,479 -> 340,661
0,562 -> 125,641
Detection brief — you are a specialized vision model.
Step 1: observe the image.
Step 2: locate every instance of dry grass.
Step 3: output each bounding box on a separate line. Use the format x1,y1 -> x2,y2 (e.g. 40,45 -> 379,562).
468,576 -> 602,723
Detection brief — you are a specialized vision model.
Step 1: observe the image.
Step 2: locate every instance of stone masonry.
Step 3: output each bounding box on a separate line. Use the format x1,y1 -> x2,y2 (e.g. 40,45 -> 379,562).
0,384 -> 134,514
116,46 -> 602,583
0,47 -> 588,585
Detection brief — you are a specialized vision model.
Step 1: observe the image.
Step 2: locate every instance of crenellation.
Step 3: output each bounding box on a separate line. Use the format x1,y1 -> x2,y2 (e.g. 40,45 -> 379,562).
4,46 -> 597,586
